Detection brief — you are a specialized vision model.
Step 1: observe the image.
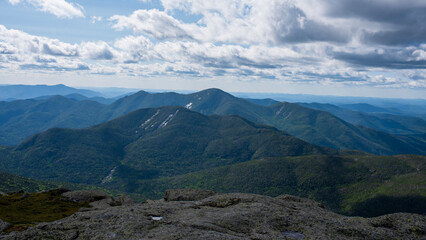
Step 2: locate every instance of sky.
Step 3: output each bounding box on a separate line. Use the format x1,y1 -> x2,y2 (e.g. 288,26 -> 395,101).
0,0 -> 425,98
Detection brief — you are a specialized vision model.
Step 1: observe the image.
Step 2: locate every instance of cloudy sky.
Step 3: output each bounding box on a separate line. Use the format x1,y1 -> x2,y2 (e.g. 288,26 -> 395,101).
0,0 -> 425,98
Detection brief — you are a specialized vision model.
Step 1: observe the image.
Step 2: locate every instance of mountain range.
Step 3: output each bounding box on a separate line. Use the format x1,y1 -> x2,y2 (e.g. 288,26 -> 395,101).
1,88 -> 424,155
0,84 -> 102,101
300,102 -> 426,135
0,106 -> 332,185
339,103 -> 426,120
0,105 -> 424,216
0,96 -> 104,145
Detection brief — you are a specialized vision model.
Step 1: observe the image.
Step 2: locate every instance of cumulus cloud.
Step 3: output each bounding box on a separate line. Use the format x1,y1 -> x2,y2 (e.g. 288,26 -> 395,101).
0,25 -> 120,61
333,47 -> 426,69
8,0 -> 21,4
114,35 -> 155,62
111,9 -> 197,40
0,25 -> 79,56
0,42 -> 17,54
299,0 -> 426,46
8,0 -> 84,19
318,0 -> 426,25
34,55 -> 57,63
118,40 -> 306,71
3,0 -> 426,90
80,41 -> 116,60
0,25 -> 119,75
110,0 -> 349,45
403,70 -> 426,88
20,63 -> 89,71
91,16 -> 102,24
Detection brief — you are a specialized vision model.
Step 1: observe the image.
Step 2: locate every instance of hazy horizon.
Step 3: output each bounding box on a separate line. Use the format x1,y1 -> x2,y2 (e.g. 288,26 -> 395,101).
2,83 -> 426,103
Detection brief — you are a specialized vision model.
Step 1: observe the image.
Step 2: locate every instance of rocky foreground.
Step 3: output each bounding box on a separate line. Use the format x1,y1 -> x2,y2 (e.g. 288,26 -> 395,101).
1,189 -> 425,240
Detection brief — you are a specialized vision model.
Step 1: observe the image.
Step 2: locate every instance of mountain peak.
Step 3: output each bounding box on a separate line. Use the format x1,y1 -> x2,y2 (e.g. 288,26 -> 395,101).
189,88 -> 237,103
197,88 -> 231,96
131,90 -> 149,96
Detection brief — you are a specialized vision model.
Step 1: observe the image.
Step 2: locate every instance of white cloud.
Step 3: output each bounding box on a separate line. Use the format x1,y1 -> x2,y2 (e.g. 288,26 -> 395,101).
110,0 -> 348,45
2,0 -> 426,92
0,25 -> 79,56
0,42 -> 17,54
111,9 -> 197,40
80,41 -> 116,60
8,0 -> 21,5
403,70 -> 426,88
114,35 -> 155,62
107,0 -> 425,86
8,0 -> 84,19
0,25 -> 121,61
0,25 -> 118,73
91,16 -> 103,24
0,21 -> 404,88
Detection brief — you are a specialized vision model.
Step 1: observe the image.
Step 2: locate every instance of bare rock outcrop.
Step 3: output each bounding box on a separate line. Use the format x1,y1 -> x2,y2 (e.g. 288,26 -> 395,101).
1,190 -> 425,239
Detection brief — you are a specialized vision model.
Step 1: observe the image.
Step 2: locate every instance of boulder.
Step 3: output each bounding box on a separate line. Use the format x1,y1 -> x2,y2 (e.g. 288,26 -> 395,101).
164,189 -> 217,201
115,195 -> 135,205
61,190 -> 110,202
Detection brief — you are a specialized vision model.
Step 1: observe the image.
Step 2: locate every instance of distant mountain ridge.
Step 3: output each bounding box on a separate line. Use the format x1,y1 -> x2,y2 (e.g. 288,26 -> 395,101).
0,96 -> 104,145
338,103 -> 426,120
300,102 -> 426,135
0,88 -> 425,155
99,88 -> 426,155
0,84 -> 101,101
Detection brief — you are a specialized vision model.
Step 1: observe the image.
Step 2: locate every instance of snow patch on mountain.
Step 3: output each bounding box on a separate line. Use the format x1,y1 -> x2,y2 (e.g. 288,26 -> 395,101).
141,110 -> 160,129
159,110 -> 179,128
185,102 -> 193,109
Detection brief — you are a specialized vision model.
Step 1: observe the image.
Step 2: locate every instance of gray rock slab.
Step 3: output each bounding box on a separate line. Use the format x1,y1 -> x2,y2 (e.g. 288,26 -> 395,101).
1,191 -> 425,239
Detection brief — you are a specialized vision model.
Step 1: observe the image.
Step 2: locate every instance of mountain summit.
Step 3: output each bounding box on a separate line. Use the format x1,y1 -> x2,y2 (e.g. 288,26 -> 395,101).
2,189 -> 424,239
